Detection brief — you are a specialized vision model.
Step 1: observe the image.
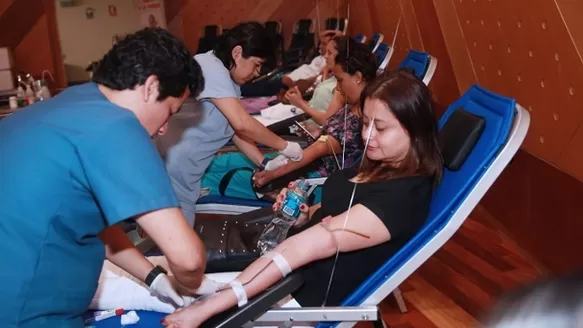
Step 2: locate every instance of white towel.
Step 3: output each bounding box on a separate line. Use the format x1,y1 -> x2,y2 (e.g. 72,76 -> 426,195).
90,256 -> 235,313
90,257 -> 313,327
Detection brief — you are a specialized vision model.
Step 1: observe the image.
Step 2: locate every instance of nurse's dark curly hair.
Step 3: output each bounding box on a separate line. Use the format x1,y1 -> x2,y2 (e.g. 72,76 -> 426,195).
92,27 -> 204,100
213,22 -> 275,70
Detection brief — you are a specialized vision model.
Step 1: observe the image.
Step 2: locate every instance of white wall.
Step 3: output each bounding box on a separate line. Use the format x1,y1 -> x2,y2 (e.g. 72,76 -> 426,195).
55,0 -> 141,82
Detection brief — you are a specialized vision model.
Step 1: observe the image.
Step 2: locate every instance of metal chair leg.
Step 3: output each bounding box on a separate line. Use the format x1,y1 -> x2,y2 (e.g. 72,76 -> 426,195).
393,287 -> 408,313
373,310 -> 389,328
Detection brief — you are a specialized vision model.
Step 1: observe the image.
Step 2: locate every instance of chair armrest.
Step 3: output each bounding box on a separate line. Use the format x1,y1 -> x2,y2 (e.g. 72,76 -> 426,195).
230,206 -> 275,224
200,273 -> 305,328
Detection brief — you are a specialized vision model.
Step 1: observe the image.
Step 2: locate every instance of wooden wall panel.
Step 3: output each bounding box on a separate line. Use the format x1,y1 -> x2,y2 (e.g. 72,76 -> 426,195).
481,150 -> 583,275
166,0 -> 347,54
555,0 -> 583,68
431,0 -> 477,94
410,0 -> 461,114
399,0 -> 423,51
0,0 -> 12,17
0,0 -> 65,90
426,0 -> 583,274
437,0 -> 583,180
347,0 -> 461,115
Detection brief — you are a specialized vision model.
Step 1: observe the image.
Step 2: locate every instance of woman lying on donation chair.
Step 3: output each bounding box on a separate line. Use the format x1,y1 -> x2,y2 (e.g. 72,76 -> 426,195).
240,29 -> 341,98
283,35 -> 348,126
160,69 -> 444,327
199,39 -> 377,202
241,36 -> 348,120
87,69 -> 442,326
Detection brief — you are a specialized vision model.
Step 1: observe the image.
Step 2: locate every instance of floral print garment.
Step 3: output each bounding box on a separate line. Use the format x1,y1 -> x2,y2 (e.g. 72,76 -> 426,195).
315,104 -> 363,177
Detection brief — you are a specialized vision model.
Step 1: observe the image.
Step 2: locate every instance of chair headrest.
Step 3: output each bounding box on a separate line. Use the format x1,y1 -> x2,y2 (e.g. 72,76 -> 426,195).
437,108 -> 486,171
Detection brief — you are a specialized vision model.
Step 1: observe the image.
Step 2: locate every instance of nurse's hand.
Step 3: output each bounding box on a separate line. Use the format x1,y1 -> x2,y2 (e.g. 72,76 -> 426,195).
195,276 -> 226,296
279,141 -> 303,161
149,273 -> 185,307
264,155 -> 289,171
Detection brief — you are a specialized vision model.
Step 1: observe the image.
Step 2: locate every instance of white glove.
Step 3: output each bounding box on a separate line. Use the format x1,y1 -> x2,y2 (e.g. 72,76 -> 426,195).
280,141 -> 303,162
179,276 -> 227,307
196,276 -> 227,296
264,155 -> 289,171
149,273 -> 185,307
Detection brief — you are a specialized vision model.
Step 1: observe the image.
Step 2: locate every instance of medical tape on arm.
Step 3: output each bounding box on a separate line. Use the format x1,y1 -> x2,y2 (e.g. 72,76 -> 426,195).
229,280 -> 248,307
262,251 -> 292,278
317,135 -> 341,170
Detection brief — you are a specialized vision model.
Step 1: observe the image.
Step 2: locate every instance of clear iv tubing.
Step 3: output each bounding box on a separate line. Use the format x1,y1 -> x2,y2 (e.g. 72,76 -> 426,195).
321,114 -> 375,306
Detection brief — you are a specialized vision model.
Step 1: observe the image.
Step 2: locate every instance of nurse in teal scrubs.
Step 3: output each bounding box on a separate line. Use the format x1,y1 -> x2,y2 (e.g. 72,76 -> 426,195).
0,28 -> 207,328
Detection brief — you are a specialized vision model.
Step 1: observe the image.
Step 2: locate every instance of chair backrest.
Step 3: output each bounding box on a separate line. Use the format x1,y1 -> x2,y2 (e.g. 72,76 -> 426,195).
265,21 -> 282,35
367,32 -> 384,53
374,43 -> 393,72
316,84 -> 530,328
354,33 -> 367,43
264,21 -> 284,66
398,50 -> 439,85
325,17 -> 348,33
197,38 -> 216,54
294,19 -> 313,34
197,25 -> 222,54
286,31 -> 315,65
203,24 -> 221,37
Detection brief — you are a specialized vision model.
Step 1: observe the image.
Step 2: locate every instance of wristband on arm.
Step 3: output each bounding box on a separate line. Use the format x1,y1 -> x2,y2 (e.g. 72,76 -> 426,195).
258,157 -> 270,171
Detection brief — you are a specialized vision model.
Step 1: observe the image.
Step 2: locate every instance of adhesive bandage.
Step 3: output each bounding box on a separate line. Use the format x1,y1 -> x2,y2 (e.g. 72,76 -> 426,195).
229,280 -> 248,307
263,251 -> 292,277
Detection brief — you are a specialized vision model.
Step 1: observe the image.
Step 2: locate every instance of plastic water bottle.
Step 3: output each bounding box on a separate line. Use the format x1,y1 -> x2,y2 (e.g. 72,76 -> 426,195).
257,179 -> 310,254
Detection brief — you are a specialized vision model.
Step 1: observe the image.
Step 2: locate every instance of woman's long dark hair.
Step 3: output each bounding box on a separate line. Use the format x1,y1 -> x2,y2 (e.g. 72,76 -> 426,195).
213,22 -> 274,70
334,37 -> 378,81
357,70 -> 443,186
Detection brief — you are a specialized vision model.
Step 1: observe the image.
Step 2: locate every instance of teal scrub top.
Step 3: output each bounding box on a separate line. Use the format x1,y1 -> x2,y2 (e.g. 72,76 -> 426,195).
0,83 -> 180,328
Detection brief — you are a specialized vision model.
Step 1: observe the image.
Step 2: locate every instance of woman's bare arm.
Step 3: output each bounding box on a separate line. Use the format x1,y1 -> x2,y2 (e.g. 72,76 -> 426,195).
253,135 -> 342,187
296,89 -> 345,125
162,204 -> 391,327
212,97 -> 288,151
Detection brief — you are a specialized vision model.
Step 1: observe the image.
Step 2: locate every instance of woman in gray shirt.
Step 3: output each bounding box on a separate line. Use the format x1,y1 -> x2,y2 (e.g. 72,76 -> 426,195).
157,22 -> 303,226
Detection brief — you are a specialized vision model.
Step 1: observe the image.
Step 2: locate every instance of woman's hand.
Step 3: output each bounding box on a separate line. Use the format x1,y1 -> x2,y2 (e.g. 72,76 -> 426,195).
253,169 -> 278,188
272,182 -> 310,227
284,86 -> 306,108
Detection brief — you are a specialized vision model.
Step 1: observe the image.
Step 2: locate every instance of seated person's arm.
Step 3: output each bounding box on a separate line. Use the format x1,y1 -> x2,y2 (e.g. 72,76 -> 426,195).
99,225 -> 155,283
212,97 -> 291,154
280,75 -> 295,89
294,76 -> 319,93
253,135 -> 341,187
136,208 -> 206,294
287,87 -> 344,126
161,204 -> 390,327
231,133 -> 264,166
